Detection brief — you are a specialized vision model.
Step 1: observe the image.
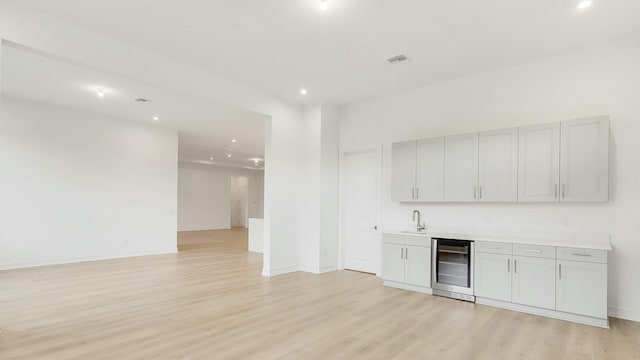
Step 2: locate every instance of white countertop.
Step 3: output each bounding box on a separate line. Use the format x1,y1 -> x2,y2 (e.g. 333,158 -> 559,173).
382,227 -> 612,251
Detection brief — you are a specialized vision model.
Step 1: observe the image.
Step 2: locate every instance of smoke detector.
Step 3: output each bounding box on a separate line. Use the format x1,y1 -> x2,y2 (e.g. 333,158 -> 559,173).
387,54 -> 410,64
134,97 -> 152,103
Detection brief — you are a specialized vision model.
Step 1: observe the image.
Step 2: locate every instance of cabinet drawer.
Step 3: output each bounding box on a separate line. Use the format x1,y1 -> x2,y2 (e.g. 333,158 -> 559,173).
513,244 -> 555,259
475,241 -> 513,255
557,247 -> 607,264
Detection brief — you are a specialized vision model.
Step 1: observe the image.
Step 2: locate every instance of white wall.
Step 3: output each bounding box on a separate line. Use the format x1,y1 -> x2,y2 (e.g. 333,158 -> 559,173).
299,103 -> 340,273
339,36 -> 640,321
177,163 -> 263,231
230,175 -> 249,227
0,3 -> 305,277
0,97 -> 178,269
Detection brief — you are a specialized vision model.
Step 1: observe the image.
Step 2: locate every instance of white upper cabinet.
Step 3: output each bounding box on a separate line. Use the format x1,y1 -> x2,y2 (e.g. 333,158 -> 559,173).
478,128 -> 518,202
560,116 -> 610,202
391,141 -> 416,202
415,137 -> 445,201
444,133 -> 479,202
518,123 -> 561,202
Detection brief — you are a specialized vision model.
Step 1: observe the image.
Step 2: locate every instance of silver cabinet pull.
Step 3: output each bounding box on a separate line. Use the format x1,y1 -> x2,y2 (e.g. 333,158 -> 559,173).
559,263 -> 562,279
554,184 -> 558,199
514,259 -> 517,274
405,248 -> 408,260
507,258 -> 511,273
571,253 -> 592,257
474,186 -> 477,199
523,249 -> 543,253
562,184 -> 566,199
416,188 -> 419,199
479,186 -> 483,199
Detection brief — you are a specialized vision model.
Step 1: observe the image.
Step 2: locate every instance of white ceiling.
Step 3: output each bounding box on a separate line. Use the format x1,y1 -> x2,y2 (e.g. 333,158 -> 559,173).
13,0 -> 640,104
1,42 -> 266,170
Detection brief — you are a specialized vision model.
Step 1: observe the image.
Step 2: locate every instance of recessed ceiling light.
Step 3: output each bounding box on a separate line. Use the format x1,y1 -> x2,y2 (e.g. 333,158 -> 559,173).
319,0 -> 328,11
96,89 -> 105,98
577,1 -> 592,10
227,154 -> 232,158
152,116 -> 159,121
231,139 -> 237,143
300,89 -> 308,95
210,157 -> 214,161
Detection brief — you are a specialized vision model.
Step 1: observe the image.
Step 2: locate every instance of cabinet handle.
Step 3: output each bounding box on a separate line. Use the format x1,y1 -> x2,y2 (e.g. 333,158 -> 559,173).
405,248 -> 408,260
559,263 -> 562,279
523,249 -> 543,253
562,184 -> 566,199
554,184 -> 558,199
507,258 -> 511,273
514,259 -> 517,274
479,186 -> 483,199
571,253 -> 592,257
416,188 -> 419,199
474,186 -> 477,199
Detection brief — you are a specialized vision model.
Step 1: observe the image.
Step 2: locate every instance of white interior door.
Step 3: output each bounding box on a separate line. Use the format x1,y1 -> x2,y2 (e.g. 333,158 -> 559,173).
342,148 -> 380,274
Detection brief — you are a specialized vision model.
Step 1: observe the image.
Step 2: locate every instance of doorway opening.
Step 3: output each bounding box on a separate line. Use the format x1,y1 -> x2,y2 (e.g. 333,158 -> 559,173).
230,176 -> 249,228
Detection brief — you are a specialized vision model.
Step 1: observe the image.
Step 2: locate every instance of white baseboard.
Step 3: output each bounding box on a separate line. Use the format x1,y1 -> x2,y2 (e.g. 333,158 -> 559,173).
476,297 -> 609,328
608,306 -> 640,322
0,248 -> 178,271
383,280 -> 433,295
262,265 -> 299,277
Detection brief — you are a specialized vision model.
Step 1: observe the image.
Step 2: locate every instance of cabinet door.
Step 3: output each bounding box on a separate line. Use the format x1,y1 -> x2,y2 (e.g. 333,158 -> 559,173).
391,141 -> 417,202
382,243 -> 405,283
444,133 -> 479,202
512,256 -> 556,309
518,123 -> 561,202
415,137 -> 445,201
556,260 -> 607,319
474,252 -> 512,302
404,245 -> 431,287
478,128 -> 518,202
560,116 -> 609,202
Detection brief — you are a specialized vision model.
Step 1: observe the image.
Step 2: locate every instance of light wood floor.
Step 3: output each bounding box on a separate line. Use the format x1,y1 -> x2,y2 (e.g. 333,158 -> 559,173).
1,228 -> 638,359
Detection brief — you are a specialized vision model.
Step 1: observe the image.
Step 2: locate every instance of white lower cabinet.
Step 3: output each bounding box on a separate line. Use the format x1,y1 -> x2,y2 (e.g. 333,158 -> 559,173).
382,243 -> 405,283
474,241 -> 609,328
382,235 -> 431,291
556,260 -> 608,319
511,255 -> 556,309
404,245 -> 431,287
474,252 -> 512,302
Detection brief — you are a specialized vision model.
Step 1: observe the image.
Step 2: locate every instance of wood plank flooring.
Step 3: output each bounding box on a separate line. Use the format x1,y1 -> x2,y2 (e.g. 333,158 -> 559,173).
1,228 -> 638,359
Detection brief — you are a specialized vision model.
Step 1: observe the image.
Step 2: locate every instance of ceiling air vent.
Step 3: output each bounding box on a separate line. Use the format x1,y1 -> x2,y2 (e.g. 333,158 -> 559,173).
387,54 -> 409,64
134,97 -> 152,103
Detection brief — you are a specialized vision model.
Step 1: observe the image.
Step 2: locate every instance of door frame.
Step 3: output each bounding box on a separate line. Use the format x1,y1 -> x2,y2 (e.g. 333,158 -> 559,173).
338,144 -> 383,276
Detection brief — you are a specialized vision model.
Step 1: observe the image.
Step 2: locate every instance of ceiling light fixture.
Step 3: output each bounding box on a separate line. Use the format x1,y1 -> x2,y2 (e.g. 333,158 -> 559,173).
96,89 -> 105,98
232,139 -> 237,143
227,154 -> 232,158
210,157 -> 214,161
152,116 -> 159,121
319,0 -> 328,11
577,1 -> 592,10
300,89 -> 308,95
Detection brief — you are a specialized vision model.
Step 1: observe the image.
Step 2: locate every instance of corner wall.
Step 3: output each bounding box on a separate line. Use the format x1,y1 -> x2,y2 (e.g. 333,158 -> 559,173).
339,36 -> 640,321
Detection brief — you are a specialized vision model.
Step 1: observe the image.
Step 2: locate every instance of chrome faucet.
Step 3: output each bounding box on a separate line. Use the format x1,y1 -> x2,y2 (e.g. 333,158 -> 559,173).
412,210 -> 426,232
